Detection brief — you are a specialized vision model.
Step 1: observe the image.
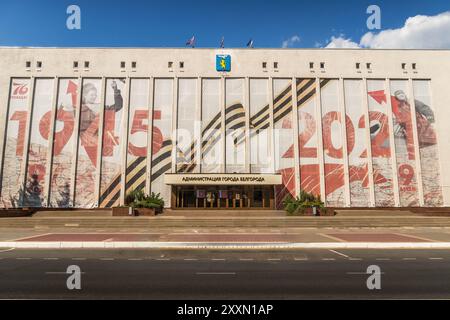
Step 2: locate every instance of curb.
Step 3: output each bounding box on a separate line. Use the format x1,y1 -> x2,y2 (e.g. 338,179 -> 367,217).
1,242 -> 450,249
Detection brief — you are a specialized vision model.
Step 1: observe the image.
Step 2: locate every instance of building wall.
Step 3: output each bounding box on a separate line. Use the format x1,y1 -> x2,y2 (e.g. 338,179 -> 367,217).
0,48 -> 449,208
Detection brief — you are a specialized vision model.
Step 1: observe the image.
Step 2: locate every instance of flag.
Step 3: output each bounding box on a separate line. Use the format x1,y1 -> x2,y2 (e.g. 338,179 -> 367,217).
186,36 -> 195,47
220,36 -> 224,48
246,39 -> 254,48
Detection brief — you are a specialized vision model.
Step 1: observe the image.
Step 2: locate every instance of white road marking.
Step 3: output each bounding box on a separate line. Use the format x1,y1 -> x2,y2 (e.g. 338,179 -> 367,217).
16,258 -> 31,260
322,258 -> 336,261
100,258 -> 114,261
127,258 -> 142,261
43,258 -> 59,260
402,258 -> 417,261
376,258 -> 391,261
429,257 -> 444,260
211,258 -> 226,261
196,272 -> 236,275
268,258 -> 281,261
349,258 -> 363,261
294,258 -> 308,261
156,258 -> 171,261
184,258 -> 198,261
328,249 -> 351,259
239,258 -> 254,261
0,248 -> 15,253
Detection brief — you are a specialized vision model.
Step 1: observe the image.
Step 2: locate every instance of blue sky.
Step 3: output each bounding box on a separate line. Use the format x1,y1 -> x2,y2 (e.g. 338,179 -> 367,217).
0,0 -> 449,48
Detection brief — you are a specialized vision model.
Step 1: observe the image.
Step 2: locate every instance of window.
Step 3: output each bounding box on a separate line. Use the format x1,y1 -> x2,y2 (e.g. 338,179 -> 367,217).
262,62 -> 267,69
26,61 -> 31,68
132,61 -> 137,68
412,63 -> 417,70
73,61 -> 79,68
356,63 -> 360,69
401,63 -> 406,70
36,61 -> 42,68
273,62 -> 278,69
320,62 -> 325,69
84,61 -> 90,68
309,62 -> 314,69
179,61 -> 184,68
168,61 -> 173,68
120,61 -> 126,68
366,63 -> 371,69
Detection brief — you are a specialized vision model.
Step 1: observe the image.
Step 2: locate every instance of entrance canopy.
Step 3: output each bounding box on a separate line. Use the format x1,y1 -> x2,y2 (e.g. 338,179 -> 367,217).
164,174 -> 282,186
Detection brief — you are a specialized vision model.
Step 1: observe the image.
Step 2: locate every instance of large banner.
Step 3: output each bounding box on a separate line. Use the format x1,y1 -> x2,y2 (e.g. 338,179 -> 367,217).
390,80 -> 419,206
321,79 -> 345,206
151,79 -> 173,204
367,80 -> 395,207
249,79 -> 271,173
225,79 -> 246,173
297,79 -> 321,197
201,79 -> 222,173
273,79 -> 295,208
412,80 -> 443,206
49,79 -> 78,207
344,80 -> 370,207
176,79 -> 198,173
1,78 -> 31,207
24,78 -> 55,207
74,79 -> 103,208
125,79 -> 150,195
99,79 -> 126,208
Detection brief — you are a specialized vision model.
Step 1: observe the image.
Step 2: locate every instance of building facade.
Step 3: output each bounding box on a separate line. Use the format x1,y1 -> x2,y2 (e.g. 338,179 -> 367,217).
0,48 -> 449,209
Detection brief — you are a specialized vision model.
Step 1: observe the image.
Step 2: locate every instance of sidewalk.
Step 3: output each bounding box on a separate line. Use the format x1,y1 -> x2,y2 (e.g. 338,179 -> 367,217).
2,210 -> 450,249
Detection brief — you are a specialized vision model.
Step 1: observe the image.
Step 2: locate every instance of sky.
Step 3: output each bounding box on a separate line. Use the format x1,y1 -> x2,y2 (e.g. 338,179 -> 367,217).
0,0 -> 449,48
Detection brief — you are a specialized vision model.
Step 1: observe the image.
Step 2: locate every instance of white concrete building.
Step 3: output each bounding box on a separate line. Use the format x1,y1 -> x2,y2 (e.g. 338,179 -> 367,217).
0,47 -> 449,209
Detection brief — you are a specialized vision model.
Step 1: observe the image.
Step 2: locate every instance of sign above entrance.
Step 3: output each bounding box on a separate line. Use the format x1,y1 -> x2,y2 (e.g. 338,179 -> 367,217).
164,174 -> 282,186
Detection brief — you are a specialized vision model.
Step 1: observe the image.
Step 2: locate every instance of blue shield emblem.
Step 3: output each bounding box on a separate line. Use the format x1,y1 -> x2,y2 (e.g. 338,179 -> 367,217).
216,55 -> 231,72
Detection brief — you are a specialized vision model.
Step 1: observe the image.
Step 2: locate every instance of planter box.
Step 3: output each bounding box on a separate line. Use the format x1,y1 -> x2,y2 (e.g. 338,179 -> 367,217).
112,207 -> 134,216
134,208 -> 156,216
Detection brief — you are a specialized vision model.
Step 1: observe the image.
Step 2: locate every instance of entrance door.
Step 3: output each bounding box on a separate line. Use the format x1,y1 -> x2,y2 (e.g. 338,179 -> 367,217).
174,186 -> 274,209
252,187 -> 272,208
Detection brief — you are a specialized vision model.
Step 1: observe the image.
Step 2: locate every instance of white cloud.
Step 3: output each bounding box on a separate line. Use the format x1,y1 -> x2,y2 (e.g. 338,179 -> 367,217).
324,11 -> 450,49
325,36 -> 359,48
282,35 -> 301,48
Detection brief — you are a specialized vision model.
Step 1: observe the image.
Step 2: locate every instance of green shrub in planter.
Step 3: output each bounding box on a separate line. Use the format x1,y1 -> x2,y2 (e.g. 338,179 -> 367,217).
282,191 -> 325,216
125,189 -> 145,206
129,192 -> 165,214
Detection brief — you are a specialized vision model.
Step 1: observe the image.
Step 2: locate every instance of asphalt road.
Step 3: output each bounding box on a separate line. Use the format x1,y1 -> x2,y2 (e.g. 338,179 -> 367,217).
0,248 -> 450,299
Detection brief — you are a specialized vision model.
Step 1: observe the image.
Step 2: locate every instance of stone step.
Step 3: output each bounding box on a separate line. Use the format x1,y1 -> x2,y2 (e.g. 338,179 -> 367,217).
1,216 -> 450,228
